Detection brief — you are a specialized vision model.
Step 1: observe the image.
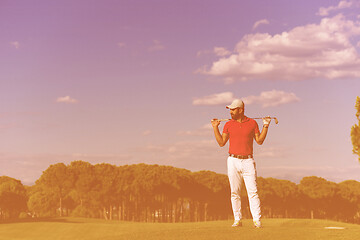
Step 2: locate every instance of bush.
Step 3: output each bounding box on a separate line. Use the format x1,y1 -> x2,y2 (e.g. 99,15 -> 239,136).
19,212 -> 30,219
71,206 -> 97,218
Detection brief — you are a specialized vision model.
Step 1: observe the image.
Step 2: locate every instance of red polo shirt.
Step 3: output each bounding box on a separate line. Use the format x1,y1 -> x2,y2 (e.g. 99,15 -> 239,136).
223,116 -> 260,155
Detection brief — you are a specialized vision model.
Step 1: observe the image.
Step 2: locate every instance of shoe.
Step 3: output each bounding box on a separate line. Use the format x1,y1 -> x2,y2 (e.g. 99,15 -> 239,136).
232,220 -> 242,227
253,220 -> 262,228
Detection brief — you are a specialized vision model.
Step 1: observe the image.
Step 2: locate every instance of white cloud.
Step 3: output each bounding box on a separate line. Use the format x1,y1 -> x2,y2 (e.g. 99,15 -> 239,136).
193,92 -> 234,106
214,47 -> 231,57
252,19 -> 270,30
317,0 -> 353,16
141,140 -> 221,162
177,123 -> 213,136
199,14 -> 360,82
197,47 -> 231,57
193,90 -> 300,108
196,49 -> 212,57
10,41 -> 20,49
133,140 -> 360,183
259,165 -> 360,183
254,146 -> 290,159
201,123 -> 213,130
243,90 -> 300,107
142,130 -> 152,136
132,140 -> 226,174
117,42 -> 126,48
148,40 -> 165,52
56,96 -> 78,104
0,152 -> 133,184
72,153 -> 131,161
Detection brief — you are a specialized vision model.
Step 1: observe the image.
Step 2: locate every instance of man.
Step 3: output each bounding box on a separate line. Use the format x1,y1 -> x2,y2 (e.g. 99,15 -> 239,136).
211,99 -> 271,228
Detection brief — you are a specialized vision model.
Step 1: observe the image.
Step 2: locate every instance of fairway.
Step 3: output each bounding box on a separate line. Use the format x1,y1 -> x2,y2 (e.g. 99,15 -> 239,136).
0,218 -> 359,240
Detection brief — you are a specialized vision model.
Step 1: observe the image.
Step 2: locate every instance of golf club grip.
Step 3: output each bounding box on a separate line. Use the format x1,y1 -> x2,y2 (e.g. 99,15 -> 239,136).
211,119 -> 230,122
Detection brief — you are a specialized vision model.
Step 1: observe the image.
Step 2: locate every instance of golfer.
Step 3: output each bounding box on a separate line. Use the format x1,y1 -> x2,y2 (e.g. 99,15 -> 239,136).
211,99 -> 271,228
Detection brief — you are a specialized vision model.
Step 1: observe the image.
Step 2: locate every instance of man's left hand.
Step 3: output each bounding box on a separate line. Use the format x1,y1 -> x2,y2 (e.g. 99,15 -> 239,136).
262,116 -> 271,126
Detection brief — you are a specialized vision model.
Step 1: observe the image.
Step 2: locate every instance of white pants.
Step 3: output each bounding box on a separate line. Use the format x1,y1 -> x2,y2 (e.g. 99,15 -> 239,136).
227,156 -> 261,221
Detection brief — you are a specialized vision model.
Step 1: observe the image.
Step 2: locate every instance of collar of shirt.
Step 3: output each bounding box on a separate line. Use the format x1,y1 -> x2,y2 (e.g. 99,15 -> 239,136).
230,116 -> 250,123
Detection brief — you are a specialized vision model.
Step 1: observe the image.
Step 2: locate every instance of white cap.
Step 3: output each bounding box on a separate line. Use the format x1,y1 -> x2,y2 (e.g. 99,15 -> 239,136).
226,99 -> 244,109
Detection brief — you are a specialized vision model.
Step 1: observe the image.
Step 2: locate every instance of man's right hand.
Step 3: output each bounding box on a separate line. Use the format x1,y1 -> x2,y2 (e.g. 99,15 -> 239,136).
211,119 -> 220,128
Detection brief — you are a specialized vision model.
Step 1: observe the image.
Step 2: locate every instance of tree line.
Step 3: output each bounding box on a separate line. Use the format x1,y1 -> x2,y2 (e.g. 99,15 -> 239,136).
1,161 -> 360,224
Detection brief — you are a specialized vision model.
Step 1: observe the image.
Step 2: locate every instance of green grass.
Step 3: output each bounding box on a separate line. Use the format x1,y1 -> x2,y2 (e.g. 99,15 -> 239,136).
0,218 -> 359,240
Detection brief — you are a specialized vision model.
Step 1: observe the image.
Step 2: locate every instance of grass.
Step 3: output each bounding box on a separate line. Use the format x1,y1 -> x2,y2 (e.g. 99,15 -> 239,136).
0,218 -> 359,240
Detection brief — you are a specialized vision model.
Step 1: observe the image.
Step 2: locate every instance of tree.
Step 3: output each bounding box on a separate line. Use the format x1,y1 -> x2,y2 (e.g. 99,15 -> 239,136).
338,180 -> 360,223
27,185 -> 58,217
23,161 -> 360,223
299,176 -> 339,219
192,171 -> 231,221
92,163 -> 119,220
0,176 -> 27,220
66,161 -> 98,218
68,161 -> 96,211
351,96 -> 360,162
259,178 -> 300,218
257,177 -> 275,218
36,163 -> 73,217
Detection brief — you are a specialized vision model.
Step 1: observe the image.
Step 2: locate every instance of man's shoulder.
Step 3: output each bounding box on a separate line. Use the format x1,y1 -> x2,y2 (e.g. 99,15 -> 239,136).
244,116 -> 255,122
246,117 -> 259,127
224,119 -> 234,127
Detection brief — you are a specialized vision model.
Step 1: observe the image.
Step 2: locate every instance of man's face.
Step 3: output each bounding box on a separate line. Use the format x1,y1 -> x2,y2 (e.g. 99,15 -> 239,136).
230,107 -> 243,119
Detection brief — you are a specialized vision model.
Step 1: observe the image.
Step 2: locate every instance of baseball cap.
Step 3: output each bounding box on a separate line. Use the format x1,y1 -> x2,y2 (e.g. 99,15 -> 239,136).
226,99 -> 244,109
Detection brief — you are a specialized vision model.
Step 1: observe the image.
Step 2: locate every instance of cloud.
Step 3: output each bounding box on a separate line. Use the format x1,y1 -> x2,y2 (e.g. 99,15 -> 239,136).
193,90 -> 300,107
196,49 -> 212,57
255,146 -> 290,159
142,130 -> 152,136
72,153 -> 131,162
117,42 -> 126,48
214,47 -> 231,57
10,41 -> 20,49
317,0 -> 353,16
197,47 -> 231,58
252,19 -> 270,30
148,40 -> 165,52
199,14 -> 360,82
0,152 -> 133,184
56,96 -> 78,104
193,92 -> 234,106
177,123 -> 213,136
259,165 -> 360,183
138,139 -> 225,168
132,140 -> 360,183
243,90 -> 300,107
140,140 -> 216,157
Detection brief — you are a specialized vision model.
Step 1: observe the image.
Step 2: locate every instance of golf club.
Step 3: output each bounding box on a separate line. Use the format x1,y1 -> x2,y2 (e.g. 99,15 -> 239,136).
212,117 -> 279,124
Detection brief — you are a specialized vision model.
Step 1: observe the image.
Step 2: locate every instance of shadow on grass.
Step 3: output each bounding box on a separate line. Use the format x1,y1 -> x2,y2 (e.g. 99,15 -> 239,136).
0,217 -> 84,224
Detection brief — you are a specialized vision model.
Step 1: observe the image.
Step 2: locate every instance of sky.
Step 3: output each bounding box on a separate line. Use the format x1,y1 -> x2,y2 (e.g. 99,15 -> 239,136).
1,0 -> 360,185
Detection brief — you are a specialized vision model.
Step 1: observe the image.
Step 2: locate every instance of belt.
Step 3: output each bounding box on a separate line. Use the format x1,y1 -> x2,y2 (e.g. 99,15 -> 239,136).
229,154 -> 253,159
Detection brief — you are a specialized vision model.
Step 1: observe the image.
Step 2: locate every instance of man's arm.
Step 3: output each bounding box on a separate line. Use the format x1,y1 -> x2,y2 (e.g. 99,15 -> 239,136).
254,117 -> 271,145
254,127 -> 268,145
211,119 -> 229,147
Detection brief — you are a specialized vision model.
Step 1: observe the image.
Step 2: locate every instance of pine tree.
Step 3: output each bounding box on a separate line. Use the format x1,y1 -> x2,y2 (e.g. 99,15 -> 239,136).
351,96 -> 360,162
